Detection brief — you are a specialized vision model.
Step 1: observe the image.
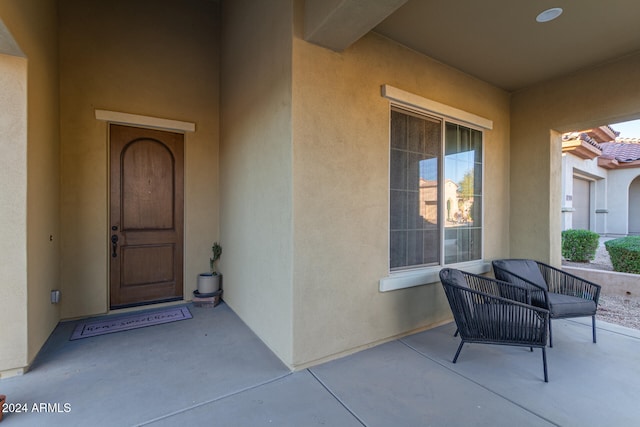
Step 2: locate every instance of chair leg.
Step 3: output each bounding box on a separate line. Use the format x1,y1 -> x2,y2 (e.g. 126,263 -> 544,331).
592,315 -> 597,343
542,347 -> 548,383
452,341 -> 464,363
454,328 -> 459,337
548,320 -> 553,348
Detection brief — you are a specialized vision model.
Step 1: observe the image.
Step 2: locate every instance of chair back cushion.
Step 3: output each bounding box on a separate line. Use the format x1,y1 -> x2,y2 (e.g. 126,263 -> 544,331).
439,268 -> 469,288
493,259 -> 548,290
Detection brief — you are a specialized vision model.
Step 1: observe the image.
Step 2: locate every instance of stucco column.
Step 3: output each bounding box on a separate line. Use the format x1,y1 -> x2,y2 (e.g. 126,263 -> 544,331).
0,53 -> 28,374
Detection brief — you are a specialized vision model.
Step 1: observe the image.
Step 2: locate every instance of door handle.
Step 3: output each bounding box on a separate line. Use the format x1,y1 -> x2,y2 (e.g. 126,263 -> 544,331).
111,234 -> 119,258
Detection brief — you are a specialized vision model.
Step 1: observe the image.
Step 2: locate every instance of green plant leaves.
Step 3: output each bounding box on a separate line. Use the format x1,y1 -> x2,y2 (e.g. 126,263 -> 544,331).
605,236 -> 640,274
561,229 -> 599,262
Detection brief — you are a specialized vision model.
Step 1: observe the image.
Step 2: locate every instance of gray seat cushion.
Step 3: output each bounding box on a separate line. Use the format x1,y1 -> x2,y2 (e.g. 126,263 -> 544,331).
493,259 -> 548,290
544,293 -> 597,317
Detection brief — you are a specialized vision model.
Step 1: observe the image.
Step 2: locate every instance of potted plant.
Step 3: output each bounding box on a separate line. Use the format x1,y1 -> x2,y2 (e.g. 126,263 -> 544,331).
197,242 -> 222,295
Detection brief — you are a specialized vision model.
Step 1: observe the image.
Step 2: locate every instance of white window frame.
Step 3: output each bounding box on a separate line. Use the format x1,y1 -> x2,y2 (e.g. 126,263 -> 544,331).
380,85 -> 492,292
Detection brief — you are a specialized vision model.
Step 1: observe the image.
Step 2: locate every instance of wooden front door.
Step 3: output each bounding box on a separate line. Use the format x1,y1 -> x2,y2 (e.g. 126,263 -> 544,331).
110,124 -> 184,308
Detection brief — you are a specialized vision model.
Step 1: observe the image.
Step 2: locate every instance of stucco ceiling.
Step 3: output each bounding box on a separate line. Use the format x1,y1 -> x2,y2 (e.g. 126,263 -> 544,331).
374,0 -> 640,92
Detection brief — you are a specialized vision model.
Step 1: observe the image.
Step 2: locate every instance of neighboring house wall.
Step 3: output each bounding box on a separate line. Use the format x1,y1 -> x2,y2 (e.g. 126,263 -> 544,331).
58,0 -> 220,319
561,153 -> 607,233
511,52 -> 640,265
0,1 -> 59,376
629,177 -> 640,235
560,138 -> 640,236
629,176 -> 640,234
606,169 -> 640,236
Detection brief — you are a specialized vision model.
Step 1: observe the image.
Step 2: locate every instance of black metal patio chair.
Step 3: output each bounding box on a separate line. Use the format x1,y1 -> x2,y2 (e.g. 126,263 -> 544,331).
492,259 -> 601,347
439,268 -> 550,382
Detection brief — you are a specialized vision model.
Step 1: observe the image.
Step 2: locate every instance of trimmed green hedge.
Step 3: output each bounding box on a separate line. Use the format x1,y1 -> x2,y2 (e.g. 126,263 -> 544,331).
561,229 -> 599,262
605,236 -> 640,274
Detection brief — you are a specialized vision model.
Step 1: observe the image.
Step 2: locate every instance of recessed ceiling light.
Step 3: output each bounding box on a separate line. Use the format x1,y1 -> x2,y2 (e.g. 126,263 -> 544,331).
536,7 -> 563,23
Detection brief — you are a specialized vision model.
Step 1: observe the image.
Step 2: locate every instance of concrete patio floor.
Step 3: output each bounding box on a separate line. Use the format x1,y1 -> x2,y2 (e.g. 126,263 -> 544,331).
1,302 -> 639,426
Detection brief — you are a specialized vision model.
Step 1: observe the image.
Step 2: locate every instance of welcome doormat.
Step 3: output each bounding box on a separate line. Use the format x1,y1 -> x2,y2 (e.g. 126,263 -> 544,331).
70,306 -> 192,340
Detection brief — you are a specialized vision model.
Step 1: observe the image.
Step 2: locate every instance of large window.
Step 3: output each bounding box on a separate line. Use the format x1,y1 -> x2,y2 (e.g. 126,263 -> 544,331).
390,107 -> 483,271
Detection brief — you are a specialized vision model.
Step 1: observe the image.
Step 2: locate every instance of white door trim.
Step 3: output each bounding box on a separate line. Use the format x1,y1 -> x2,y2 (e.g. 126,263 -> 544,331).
95,109 -> 195,133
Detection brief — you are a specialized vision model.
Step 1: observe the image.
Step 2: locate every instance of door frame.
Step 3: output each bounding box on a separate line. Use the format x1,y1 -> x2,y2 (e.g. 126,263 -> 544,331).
97,110 -> 195,311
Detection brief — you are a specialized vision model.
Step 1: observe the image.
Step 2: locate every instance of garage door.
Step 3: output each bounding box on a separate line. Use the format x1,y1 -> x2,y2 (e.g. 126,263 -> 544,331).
572,177 -> 590,230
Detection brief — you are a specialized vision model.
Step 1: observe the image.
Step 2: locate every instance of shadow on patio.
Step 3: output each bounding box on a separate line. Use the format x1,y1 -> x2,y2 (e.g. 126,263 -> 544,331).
1,302 -> 639,426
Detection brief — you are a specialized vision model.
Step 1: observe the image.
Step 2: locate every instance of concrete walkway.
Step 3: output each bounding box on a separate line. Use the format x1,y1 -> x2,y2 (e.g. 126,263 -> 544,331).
1,303 -> 640,426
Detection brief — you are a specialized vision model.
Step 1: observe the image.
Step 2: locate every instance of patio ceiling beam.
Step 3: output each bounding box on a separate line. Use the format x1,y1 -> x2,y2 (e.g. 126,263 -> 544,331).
304,0 -> 408,52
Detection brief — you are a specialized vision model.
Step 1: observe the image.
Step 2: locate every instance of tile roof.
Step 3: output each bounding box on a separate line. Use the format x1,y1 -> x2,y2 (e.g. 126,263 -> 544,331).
562,132 -> 602,150
601,140 -> 640,162
615,137 -> 640,144
563,126 -> 640,167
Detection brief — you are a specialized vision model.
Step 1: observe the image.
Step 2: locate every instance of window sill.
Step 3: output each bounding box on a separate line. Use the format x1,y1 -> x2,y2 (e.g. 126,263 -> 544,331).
379,261 -> 491,292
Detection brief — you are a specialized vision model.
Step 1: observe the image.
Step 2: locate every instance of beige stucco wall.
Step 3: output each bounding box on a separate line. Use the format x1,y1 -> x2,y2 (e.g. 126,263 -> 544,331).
59,0 -> 219,318
511,52 -> 640,264
0,52 -> 28,374
220,0 -> 510,369
290,29 -> 511,366
220,0 -> 294,365
0,0 -> 60,376
22,0 -> 60,367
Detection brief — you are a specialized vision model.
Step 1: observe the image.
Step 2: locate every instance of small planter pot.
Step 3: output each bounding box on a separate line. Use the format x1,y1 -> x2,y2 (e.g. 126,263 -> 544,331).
197,273 -> 222,294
